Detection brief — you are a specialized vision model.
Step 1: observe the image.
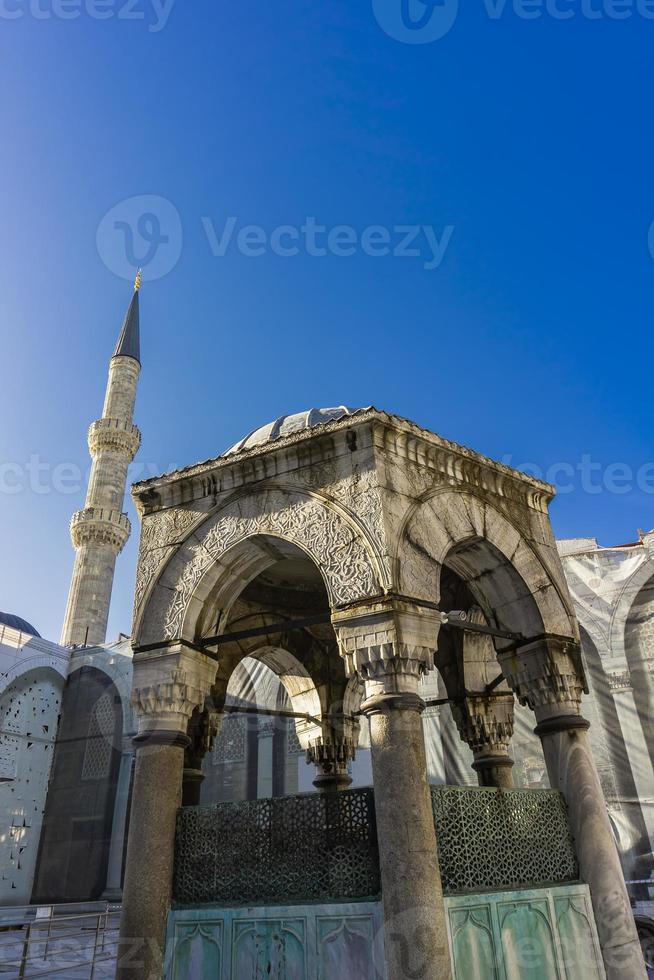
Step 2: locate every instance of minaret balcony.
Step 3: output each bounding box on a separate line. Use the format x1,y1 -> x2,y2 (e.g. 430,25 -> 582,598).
88,418 -> 141,459
70,506 -> 131,553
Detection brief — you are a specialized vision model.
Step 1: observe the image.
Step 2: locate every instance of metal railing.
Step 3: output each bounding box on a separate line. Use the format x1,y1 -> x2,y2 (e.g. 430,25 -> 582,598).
0,905 -> 119,979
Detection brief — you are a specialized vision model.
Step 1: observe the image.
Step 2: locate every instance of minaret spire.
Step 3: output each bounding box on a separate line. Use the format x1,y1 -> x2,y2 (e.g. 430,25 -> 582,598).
60,280 -> 143,647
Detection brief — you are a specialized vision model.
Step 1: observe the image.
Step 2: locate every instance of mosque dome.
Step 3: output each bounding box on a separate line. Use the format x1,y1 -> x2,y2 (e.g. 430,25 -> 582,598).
225,406 -> 366,456
0,612 -> 40,637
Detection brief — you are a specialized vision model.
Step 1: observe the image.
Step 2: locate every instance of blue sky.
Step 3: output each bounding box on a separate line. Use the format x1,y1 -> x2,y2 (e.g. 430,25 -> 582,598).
0,0 -> 652,641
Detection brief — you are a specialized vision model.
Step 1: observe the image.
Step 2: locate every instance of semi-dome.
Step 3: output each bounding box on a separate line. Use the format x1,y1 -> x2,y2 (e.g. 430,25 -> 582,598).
0,612 -> 40,637
225,406 -> 365,456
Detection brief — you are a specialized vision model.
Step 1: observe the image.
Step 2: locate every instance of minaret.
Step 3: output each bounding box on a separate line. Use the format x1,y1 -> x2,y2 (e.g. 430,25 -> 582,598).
61,273 -> 142,647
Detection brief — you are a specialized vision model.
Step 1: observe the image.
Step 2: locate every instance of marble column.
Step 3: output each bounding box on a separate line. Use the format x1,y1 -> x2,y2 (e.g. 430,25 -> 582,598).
334,601 -> 452,980
500,638 -> 646,980
452,694 -> 516,789
102,744 -> 134,900
257,719 -> 275,799
422,704 -> 446,783
116,644 -> 217,980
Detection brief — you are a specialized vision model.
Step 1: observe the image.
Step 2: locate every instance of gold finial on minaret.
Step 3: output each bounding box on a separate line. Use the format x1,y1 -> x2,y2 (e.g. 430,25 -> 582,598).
134,268 -> 142,291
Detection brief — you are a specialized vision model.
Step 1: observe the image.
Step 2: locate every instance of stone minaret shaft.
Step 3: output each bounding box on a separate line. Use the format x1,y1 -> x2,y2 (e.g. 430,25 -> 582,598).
61,276 -> 142,647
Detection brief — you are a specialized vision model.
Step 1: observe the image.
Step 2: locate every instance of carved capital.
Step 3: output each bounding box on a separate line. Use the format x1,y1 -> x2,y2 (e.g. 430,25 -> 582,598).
306,735 -> 356,770
332,599 -> 440,697
498,637 -> 587,722
185,706 -> 222,769
307,734 -> 356,791
452,694 -> 515,755
131,643 -> 218,738
608,671 -> 632,693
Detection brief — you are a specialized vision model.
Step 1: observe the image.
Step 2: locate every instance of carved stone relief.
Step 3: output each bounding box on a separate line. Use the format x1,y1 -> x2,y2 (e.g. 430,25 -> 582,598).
136,489 -> 381,641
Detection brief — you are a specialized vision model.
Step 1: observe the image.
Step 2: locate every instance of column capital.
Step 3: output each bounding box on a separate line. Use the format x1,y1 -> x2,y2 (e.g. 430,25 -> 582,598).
498,636 -> 587,723
185,706 -> 222,769
307,734 -> 356,790
332,598 -> 440,697
452,693 -> 515,755
131,642 -> 218,740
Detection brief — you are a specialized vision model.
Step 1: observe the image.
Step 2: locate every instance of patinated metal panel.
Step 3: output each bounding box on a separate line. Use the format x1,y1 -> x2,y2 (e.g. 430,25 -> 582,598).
431,785 -> 579,894
173,788 -> 380,906
173,785 -> 579,907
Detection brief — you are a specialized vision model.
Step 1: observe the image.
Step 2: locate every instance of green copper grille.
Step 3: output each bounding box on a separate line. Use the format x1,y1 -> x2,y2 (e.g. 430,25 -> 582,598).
431,785 -> 579,893
173,788 -> 380,906
173,786 -> 578,907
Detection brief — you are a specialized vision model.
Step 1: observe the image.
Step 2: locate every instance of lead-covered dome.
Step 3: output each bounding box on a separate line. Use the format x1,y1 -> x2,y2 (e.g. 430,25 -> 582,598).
225,406 -> 365,456
0,612 -> 40,637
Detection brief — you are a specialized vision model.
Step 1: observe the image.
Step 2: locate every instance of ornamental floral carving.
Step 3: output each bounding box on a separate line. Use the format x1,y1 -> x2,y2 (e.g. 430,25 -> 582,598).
133,506 -> 204,618
158,489 -> 380,639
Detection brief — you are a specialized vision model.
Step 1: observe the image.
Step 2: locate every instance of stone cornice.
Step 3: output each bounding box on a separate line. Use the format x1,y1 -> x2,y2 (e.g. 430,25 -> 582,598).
131,407 -> 554,516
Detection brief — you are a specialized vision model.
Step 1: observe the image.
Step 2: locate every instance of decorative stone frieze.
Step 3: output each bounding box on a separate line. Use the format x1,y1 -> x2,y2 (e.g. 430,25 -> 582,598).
132,487 -> 384,643
131,644 -> 218,737
132,506 -> 204,619
131,409 -> 553,518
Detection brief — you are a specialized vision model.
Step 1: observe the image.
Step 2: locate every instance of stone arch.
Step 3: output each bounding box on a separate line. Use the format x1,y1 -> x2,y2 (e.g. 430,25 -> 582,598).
609,556 -> 654,659
622,567 -> 654,771
229,645 -> 324,750
32,667 -> 124,903
396,488 -> 576,639
0,666 -> 62,782
0,655 -> 67,692
135,486 -> 385,646
67,647 -> 135,735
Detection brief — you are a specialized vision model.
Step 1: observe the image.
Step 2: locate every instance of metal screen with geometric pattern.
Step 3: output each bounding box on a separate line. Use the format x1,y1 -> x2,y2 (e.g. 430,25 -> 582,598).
431,785 -> 579,893
81,692 -> 115,781
173,788 -> 380,906
173,786 -> 578,907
